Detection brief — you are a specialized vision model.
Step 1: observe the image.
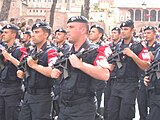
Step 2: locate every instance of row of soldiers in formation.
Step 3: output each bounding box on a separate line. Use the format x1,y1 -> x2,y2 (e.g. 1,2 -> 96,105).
0,16 -> 159,120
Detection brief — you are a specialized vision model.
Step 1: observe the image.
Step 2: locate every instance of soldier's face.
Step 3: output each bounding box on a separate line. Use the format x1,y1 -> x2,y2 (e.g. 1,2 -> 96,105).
2,29 -> 15,43
111,30 -> 120,41
89,28 -> 101,42
121,27 -> 132,40
31,28 -> 47,45
55,32 -> 66,44
23,34 -> 30,42
66,22 -> 84,44
145,30 -> 156,42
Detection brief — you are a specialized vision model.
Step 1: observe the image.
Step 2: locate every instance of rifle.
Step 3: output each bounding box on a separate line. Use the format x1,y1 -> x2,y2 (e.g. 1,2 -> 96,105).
107,50 -> 125,68
145,59 -> 160,90
17,49 -> 43,78
53,47 -> 97,80
145,59 -> 160,79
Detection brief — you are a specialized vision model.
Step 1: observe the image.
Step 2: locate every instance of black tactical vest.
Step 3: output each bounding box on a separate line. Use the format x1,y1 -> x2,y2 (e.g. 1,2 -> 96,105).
60,40 -> 98,101
0,43 -> 23,83
113,39 -> 144,80
25,43 -> 54,90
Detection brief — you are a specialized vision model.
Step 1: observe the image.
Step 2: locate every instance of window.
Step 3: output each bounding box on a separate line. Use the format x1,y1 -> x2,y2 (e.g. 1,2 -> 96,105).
158,10 -> 160,21
143,10 -> 149,21
135,9 -> 141,21
128,9 -> 134,20
150,10 -> 156,21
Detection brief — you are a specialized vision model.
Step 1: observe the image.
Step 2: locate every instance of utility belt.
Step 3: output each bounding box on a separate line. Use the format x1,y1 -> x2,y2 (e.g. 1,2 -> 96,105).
61,96 -> 95,107
114,77 -> 138,83
26,88 -> 51,95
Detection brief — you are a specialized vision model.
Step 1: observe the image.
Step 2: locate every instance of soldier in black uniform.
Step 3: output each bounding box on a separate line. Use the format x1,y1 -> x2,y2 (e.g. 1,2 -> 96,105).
21,30 -> 34,53
144,47 -> 160,120
17,22 -> 59,120
0,24 -> 27,120
54,28 -> 71,55
51,16 -> 111,120
137,26 -> 160,120
52,28 -> 72,119
107,20 -> 151,120
89,24 -> 107,119
103,27 -> 121,120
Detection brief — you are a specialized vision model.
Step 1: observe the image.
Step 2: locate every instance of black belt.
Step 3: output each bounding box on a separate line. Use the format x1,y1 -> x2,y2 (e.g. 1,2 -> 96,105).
61,97 -> 94,107
115,78 -> 138,83
27,88 -> 51,95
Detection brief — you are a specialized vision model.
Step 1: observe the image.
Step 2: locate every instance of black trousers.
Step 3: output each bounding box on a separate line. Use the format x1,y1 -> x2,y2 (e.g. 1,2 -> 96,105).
104,79 -> 113,120
147,93 -> 160,120
107,82 -> 138,120
137,81 -> 148,120
19,92 -> 53,120
0,93 -> 22,120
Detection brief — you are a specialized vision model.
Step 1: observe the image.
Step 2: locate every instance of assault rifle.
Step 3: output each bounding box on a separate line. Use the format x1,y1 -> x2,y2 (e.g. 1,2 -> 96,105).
17,49 -> 43,78
145,59 -> 160,91
53,48 -> 96,80
107,50 -> 124,68
145,59 -> 160,79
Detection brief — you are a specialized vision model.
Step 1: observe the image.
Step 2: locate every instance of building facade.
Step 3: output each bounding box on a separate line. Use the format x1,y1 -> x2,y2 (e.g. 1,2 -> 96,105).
0,0 -> 160,34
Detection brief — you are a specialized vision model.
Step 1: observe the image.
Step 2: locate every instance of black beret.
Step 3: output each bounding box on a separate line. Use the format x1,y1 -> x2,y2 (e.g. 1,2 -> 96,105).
23,30 -> 32,35
144,26 -> 156,32
32,22 -> 51,31
120,20 -> 134,28
2,24 -> 19,31
111,27 -> 121,34
0,29 -> 3,34
112,27 -> 120,31
67,16 -> 88,24
55,28 -> 67,34
90,24 -> 104,35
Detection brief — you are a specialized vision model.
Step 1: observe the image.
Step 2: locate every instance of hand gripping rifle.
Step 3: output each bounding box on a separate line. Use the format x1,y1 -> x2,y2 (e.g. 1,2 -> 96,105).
107,50 -> 124,68
53,47 -> 96,80
145,59 -> 160,90
17,49 -> 43,79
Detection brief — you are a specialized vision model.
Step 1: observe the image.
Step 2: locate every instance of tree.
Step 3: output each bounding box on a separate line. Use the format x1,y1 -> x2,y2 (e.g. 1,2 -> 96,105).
83,0 -> 90,19
49,0 -> 58,29
0,0 -> 12,21
80,5 -> 84,16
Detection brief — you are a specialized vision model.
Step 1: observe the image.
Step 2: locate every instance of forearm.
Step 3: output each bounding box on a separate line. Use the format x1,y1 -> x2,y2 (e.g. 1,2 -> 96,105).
8,55 -> 20,67
79,62 -> 110,81
131,53 -> 150,70
32,64 -> 52,77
